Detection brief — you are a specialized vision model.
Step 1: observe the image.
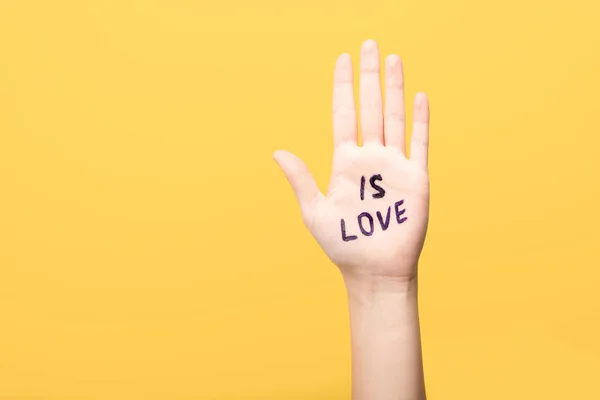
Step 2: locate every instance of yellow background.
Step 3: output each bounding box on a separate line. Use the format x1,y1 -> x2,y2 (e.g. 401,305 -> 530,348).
1,1 -> 599,399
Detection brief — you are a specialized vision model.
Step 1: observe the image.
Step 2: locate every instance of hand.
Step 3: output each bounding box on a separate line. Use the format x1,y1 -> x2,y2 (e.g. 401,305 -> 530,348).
274,39 -> 430,283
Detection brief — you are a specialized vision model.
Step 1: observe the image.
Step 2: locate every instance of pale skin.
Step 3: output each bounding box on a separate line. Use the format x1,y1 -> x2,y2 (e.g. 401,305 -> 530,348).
274,39 -> 429,400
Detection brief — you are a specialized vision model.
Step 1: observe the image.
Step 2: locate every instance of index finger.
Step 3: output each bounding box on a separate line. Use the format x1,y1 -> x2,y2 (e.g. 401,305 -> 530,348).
332,53 -> 357,148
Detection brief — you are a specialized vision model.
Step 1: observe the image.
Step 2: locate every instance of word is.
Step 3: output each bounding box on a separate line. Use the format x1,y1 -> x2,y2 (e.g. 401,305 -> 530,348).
360,174 -> 386,200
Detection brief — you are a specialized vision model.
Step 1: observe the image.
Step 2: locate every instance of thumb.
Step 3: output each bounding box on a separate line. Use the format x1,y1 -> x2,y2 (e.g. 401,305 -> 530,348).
273,150 -> 322,215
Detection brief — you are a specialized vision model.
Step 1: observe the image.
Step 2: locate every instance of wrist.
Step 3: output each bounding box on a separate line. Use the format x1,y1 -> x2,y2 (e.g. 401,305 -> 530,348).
342,274 -> 418,308
342,270 -> 419,302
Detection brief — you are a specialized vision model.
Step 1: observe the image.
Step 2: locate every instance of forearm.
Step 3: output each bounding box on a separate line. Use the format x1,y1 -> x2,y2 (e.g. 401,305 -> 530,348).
343,273 -> 426,400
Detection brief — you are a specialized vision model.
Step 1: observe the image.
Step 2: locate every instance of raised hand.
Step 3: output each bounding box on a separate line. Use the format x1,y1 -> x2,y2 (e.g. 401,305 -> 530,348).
274,39 -> 430,283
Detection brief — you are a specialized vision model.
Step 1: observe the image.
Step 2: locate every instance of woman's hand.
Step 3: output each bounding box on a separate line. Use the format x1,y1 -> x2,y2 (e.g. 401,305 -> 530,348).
274,39 -> 430,283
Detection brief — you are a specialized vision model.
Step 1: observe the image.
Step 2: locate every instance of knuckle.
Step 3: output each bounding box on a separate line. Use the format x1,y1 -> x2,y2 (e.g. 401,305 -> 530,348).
385,110 -> 405,123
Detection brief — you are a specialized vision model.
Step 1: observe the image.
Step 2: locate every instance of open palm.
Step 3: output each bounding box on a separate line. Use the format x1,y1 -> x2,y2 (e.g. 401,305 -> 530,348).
274,40 -> 430,281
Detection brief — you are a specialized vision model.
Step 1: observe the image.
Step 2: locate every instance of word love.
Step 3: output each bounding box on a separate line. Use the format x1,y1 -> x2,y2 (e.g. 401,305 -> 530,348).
340,200 -> 407,242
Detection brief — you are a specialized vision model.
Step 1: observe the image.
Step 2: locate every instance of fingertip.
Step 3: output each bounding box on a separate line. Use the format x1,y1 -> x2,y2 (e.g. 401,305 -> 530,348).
361,39 -> 378,52
273,150 -> 294,170
272,149 -> 283,159
336,53 -> 351,66
272,149 -> 303,174
385,54 -> 404,89
272,150 -> 283,164
414,92 -> 430,121
386,54 -> 402,68
415,92 -> 429,106
334,53 -> 353,84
